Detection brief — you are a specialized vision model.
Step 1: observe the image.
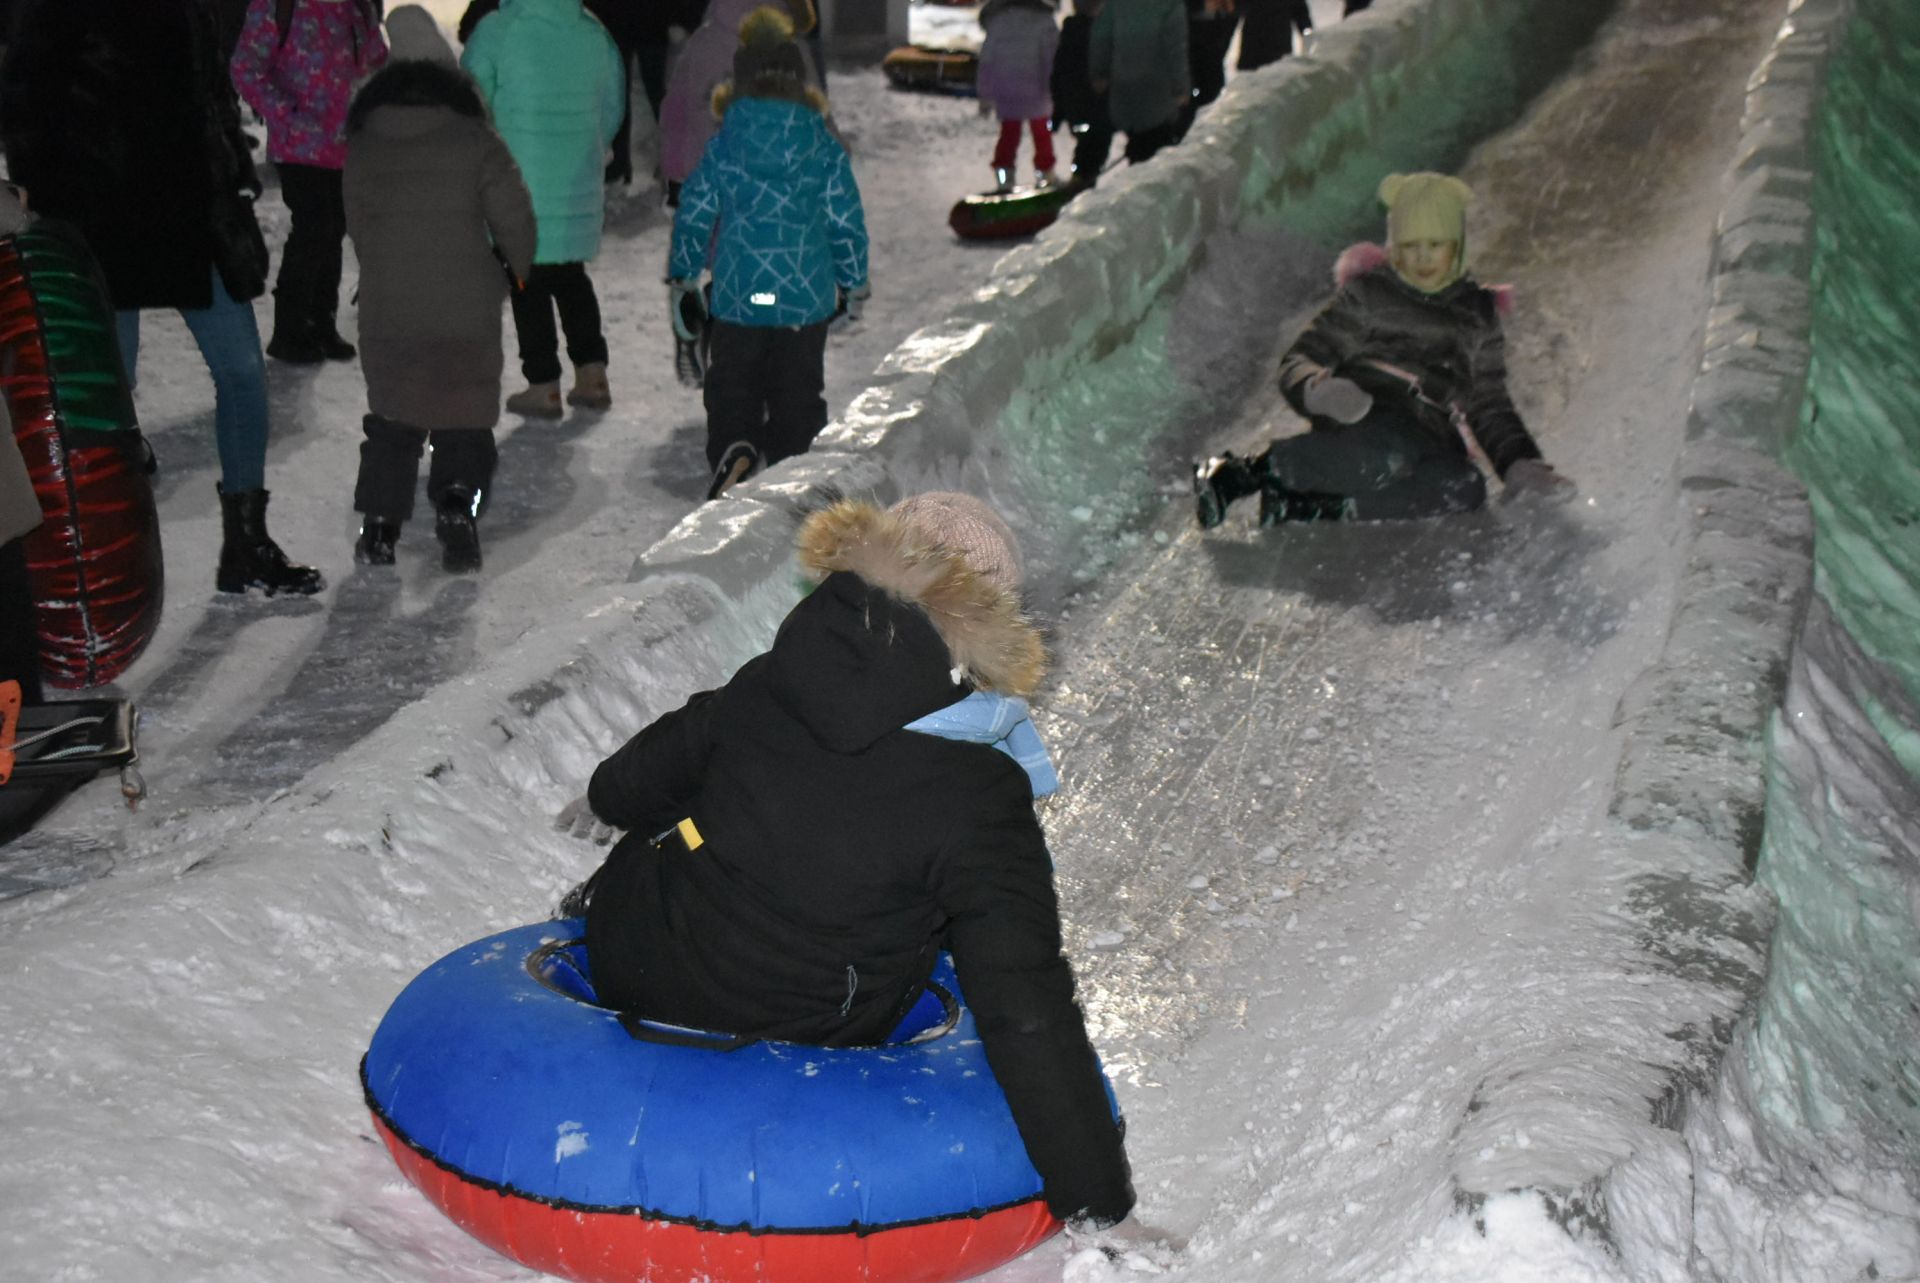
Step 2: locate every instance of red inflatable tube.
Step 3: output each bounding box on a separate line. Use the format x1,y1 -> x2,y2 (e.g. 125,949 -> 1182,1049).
370,1112 -> 1060,1283
0,223 -> 163,689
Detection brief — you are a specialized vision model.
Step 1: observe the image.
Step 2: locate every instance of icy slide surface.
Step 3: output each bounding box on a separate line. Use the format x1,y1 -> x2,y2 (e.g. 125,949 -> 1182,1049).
2,2 -> 1895,1283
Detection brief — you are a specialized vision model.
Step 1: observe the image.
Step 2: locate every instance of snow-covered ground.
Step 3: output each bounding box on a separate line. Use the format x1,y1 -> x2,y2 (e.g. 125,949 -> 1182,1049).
3,0 -> 1916,1280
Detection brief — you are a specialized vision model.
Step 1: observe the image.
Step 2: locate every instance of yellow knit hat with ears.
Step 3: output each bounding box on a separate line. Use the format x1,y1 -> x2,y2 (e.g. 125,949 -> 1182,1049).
1380,172 -> 1473,279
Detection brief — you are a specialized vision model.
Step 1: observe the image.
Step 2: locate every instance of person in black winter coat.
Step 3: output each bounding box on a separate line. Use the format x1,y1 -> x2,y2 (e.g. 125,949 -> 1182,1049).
1234,0 -> 1310,72
1194,172 -> 1576,526
563,492 -> 1136,1231
0,0 -> 324,596
1050,0 -> 1112,188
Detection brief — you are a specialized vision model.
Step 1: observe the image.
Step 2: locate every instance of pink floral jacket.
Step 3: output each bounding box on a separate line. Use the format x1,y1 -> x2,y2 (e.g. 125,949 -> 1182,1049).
231,0 -> 389,170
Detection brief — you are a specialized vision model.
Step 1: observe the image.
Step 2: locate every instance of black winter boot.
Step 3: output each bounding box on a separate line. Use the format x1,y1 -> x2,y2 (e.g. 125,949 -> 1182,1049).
217,486 -> 325,595
1193,452 -> 1262,529
353,518 -> 401,566
435,486 -> 482,574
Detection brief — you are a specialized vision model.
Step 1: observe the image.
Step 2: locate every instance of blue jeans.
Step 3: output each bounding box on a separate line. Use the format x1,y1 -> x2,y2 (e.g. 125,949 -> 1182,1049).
116,270 -> 271,492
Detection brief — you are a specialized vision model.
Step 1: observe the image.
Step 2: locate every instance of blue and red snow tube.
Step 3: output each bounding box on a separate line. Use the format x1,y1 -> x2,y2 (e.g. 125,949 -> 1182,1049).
363,921 -> 1102,1283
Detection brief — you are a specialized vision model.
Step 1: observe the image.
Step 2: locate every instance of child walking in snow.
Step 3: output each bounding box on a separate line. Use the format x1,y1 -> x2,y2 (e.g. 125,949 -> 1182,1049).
230,0 -> 389,364
461,0 -> 625,419
1193,171 -> 1576,527
666,7 -> 868,500
343,7 -> 537,572
977,0 -> 1061,192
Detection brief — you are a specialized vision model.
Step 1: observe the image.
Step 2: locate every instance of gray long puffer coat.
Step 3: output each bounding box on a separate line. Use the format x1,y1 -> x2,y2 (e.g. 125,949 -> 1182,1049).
344,60 -> 536,432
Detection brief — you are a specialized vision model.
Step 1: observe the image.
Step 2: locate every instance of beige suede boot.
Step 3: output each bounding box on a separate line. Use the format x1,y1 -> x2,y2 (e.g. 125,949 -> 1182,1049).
506,382 -> 563,419
567,363 -> 612,409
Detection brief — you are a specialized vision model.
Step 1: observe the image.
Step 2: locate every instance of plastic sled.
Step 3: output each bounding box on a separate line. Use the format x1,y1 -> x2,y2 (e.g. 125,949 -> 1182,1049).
0,683 -> 144,845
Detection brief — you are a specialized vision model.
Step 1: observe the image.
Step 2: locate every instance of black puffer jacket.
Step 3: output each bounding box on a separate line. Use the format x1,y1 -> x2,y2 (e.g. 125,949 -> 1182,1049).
1278,248 -> 1543,477
0,0 -> 263,310
583,500 -> 1134,1227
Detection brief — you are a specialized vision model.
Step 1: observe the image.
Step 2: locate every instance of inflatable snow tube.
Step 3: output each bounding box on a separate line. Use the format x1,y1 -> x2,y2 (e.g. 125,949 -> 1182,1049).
949,186 -> 1074,241
0,220 -> 161,689
363,921 -> 1109,1283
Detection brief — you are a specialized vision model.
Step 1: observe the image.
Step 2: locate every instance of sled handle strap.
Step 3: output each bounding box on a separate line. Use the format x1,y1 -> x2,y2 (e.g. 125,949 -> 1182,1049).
617,1013 -> 757,1052
0,680 -> 17,785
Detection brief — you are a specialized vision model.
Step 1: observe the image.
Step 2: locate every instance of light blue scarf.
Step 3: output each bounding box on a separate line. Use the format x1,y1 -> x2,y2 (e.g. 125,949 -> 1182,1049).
903,691 -> 1060,798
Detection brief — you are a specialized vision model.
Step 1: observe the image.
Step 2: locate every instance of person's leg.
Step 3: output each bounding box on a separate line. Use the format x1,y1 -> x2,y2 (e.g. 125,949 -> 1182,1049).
548,262 -> 612,407
178,270 -> 271,493
1236,0 -> 1287,70
270,163 -> 327,358
0,536 -> 45,706
1262,413 -> 1485,521
180,270 -> 323,593
992,118 -> 1022,178
636,39 -> 670,119
423,428 -> 499,512
1030,118 -> 1057,175
1073,114 -> 1115,183
507,265 -> 566,417
353,414 -> 427,523
424,428 -> 497,572
702,320 -> 769,469
307,166 -> 351,355
1190,14 -> 1235,107
760,320 -> 830,466
548,263 -> 609,372
607,46 -> 635,185
1343,0 -> 1372,13
1123,117 -> 1180,165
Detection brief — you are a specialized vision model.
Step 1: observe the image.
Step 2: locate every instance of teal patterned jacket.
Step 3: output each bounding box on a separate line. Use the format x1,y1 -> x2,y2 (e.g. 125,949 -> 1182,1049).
668,97 -> 868,329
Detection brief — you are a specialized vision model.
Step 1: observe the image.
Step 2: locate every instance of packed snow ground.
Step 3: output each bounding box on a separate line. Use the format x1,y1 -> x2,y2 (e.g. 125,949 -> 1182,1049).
4,0 -> 1913,1281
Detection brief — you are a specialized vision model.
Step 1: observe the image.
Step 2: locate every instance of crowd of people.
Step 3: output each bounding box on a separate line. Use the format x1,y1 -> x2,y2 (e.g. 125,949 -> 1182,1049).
0,0 -> 1577,1256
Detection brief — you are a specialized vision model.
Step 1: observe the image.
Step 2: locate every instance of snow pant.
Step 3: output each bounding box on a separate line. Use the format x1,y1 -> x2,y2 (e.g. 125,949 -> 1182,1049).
116,269 -> 271,492
0,536 -> 44,705
1262,409 -> 1486,520
352,414 -> 498,522
510,263 -> 609,385
273,163 -> 347,343
1123,117 -> 1181,166
1344,0 -> 1372,12
636,38 -> 670,119
993,118 -> 1056,172
703,319 -> 830,469
1179,12 -> 1238,135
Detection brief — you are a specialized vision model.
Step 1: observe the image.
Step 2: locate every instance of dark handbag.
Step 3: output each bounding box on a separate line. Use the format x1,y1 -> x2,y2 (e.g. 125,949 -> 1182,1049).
209,189 -> 270,303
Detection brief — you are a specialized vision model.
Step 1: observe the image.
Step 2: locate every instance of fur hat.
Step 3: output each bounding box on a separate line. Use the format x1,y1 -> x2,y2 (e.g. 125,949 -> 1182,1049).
733,7 -> 808,85
385,4 -> 457,65
886,492 -> 1024,597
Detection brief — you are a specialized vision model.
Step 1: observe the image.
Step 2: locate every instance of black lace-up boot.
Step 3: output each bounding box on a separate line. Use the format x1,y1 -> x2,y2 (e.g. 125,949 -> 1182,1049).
216,486 -> 325,596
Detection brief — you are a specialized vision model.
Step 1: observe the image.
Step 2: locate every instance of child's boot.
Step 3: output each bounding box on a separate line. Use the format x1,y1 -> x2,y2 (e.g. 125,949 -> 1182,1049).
354,517 -> 401,566
706,441 -> 762,501
506,382 -> 563,419
435,486 -> 483,573
1036,168 -> 1061,189
1192,452 -> 1260,529
992,165 -> 1015,194
567,362 -> 612,410
1259,482 -> 1355,526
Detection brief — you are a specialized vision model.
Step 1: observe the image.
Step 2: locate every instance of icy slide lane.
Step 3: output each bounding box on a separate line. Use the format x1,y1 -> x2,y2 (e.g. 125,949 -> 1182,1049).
1013,0 -> 1795,1277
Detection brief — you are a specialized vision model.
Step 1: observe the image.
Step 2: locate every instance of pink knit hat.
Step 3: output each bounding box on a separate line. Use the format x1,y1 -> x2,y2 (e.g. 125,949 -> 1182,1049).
887,492 -> 1024,597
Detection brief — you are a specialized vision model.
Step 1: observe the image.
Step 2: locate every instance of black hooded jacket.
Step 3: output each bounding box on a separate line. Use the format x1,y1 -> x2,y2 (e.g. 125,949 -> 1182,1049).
582,500 -> 1134,1227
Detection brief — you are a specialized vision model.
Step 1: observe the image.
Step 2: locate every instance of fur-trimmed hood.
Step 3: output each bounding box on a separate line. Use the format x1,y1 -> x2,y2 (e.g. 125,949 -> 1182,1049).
795,499 -> 1047,697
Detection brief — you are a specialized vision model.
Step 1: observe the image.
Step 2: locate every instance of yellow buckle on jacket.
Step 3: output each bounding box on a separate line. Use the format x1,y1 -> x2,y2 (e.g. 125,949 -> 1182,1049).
675,817 -> 704,852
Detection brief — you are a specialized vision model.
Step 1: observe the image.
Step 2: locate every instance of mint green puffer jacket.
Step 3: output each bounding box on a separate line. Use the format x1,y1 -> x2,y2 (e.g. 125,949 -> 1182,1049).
460,0 -> 624,264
